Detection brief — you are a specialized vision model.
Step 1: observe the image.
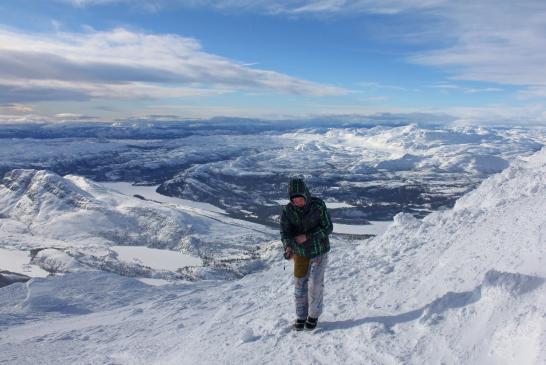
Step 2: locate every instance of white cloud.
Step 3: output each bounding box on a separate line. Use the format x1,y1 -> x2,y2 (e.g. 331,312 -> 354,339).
288,0 -> 446,15
2,100 -> 546,125
0,78 -> 230,100
10,1 -> 546,122
0,27 -> 346,104
59,0 -> 124,7
0,103 -> 35,114
518,86 -> 546,100
60,0 -> 447,15
428,84 -> 460,90
356,81 -> 407,91
426,84 -> 504,94
55,1 -> 546,89
193,2 -> 543,88
464,88 -> 504,94
406,1 -> 546,86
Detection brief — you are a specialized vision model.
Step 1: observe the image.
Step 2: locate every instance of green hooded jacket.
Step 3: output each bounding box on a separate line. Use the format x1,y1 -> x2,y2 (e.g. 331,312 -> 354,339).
280,178 -> 333,258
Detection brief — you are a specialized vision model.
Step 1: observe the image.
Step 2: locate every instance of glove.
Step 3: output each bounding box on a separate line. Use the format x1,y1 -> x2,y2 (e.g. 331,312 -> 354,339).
283,246 -> 293,260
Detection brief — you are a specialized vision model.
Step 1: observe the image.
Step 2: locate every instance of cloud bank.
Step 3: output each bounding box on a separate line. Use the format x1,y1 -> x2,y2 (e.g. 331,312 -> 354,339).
60,1 -> 546,90
0,27 -> 346,104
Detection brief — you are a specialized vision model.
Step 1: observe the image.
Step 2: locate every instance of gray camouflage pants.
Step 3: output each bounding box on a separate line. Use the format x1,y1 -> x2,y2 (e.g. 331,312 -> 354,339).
294,253 -> 328,319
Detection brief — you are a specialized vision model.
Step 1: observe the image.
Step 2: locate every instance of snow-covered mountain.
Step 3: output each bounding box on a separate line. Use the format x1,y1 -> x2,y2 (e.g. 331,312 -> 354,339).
158,124 -> 545,222
0,169 -> 275,281
0,146 -> 544,363
2,122 -> 545,224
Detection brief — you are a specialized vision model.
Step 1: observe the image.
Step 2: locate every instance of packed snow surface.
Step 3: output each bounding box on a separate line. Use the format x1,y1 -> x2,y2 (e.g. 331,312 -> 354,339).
1,141 -> 545,364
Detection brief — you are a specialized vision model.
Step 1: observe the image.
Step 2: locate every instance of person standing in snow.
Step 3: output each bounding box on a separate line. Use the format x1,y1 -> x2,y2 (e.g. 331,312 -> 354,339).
281,178 -> 333,331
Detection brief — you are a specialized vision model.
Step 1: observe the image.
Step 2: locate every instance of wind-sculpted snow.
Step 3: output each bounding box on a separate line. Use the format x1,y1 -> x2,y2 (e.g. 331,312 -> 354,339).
362,148 -> 546,308
0,147 -> 545,363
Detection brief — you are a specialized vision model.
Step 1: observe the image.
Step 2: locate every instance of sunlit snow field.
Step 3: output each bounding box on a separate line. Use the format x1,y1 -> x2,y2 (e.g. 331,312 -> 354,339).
1,122 -> 546,364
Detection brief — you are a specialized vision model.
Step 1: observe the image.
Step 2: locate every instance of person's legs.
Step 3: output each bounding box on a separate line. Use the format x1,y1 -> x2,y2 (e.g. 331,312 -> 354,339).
307,253 -> 328,319
293,254 -> 311,320
294,275 -> 309,320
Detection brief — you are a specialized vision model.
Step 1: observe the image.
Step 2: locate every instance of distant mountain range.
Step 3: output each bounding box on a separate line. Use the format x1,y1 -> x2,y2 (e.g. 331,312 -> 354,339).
1,121 -> 544,224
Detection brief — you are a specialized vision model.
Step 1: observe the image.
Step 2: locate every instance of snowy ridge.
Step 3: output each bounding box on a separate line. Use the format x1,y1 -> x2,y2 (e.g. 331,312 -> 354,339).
0,169 -> 275,281
364,147 -> 546,307
0,169 -> 101,218
1,149 -> 545,363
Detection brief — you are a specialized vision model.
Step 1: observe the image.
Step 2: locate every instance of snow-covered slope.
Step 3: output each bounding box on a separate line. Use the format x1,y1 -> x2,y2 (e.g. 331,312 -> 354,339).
0,169 -> 275,281
1,146 -> 544,363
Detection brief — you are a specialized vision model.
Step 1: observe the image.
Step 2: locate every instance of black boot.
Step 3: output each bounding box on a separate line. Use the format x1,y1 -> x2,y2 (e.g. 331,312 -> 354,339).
305,317 -> 318,331
293,318 -> 306,331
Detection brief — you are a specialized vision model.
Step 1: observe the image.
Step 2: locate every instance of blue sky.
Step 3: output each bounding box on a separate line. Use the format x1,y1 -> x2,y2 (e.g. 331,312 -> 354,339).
1,0 -> 545,124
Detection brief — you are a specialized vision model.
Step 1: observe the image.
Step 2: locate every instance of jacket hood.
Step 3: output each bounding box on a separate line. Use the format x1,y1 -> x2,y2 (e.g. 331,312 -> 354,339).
288,178 -> 311,203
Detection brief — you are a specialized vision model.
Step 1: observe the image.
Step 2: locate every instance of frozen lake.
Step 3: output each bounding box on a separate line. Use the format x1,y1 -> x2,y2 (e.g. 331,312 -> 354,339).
101,182 -> 227,214
0,248 -> 49,277
333,221 -> 392,236
111,245 -> 203,271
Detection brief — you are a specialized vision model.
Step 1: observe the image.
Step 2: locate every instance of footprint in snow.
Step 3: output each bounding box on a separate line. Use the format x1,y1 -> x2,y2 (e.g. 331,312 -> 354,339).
240,328 -> 261,343
380,266 -> 394,274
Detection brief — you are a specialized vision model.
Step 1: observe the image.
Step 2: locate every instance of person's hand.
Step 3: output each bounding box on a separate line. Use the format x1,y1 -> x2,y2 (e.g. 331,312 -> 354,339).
284,246 -> 293,260
295,234 -> 307,245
